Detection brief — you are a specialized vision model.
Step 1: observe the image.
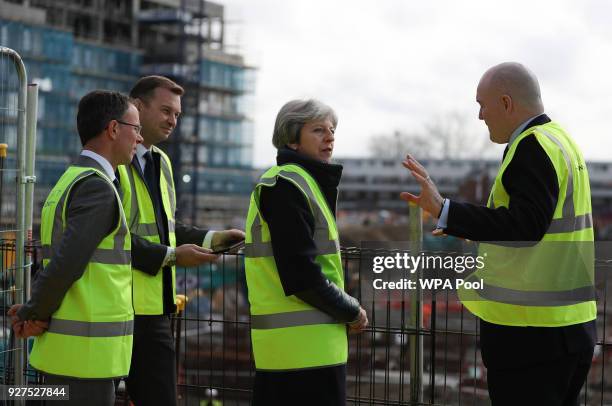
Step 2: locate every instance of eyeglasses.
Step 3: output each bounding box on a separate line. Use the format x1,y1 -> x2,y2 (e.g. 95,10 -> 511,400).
116,120 -> 142,135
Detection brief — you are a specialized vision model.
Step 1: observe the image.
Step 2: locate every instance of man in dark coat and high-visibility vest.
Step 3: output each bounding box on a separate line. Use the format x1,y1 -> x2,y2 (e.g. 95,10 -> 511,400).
120,75 -> 245,406
400,62 -> 596,406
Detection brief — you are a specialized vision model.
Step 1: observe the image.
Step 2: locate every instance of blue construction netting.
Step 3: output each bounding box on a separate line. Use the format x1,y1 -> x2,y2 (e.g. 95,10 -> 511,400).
1,18 -> 141,192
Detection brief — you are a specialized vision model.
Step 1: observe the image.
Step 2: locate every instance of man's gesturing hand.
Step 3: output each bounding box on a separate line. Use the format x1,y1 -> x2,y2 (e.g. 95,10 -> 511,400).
399,154 -> 444,218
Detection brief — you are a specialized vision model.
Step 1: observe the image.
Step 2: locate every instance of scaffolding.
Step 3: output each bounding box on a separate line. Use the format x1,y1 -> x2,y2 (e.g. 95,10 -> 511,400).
138,0 -> 255,228
2,0 -> 255,231
1,6 -> 142,229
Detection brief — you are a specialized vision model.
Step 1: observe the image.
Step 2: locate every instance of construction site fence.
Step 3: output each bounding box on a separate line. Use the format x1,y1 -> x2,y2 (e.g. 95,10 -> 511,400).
1,240 -> 611,406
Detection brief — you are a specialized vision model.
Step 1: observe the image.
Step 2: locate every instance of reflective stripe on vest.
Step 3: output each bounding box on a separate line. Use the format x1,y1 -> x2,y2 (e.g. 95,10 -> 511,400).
474,282 -> 597,306
251,309 -> 337,329
460,122 -> 596,327
118,146 -> 177,315
245,212 -> 340,257
245,164 -> 348,371
47,318 -> 134,337
30,166 -> 133,379
41,245 -> 130,265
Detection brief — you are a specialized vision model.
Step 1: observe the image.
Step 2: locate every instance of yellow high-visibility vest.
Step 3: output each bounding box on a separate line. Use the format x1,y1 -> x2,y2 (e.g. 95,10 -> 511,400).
117,146 -> 177,315
459,122 -> 596,327
245,164 -> 348,370
32,166 -> 133,378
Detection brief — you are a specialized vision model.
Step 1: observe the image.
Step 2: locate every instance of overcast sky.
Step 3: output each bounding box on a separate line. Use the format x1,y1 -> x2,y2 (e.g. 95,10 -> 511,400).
219,0 -> 612,168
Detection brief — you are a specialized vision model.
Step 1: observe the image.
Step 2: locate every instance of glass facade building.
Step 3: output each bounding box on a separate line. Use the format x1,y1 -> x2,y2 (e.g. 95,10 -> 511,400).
1,18 -> 141,218
0,0 -> 254,227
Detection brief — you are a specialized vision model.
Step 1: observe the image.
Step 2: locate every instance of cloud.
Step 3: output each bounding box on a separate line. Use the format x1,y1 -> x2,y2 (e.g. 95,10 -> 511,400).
221,0 -> 612,166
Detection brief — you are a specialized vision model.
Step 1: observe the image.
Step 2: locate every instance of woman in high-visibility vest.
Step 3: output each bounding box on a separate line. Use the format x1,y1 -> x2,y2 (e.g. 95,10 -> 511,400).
244,99 -> 368,405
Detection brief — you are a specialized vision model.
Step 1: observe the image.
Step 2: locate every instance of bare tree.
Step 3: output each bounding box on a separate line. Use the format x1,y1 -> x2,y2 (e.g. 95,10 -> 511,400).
369,130 -> 432,159
369,111 -> 494,159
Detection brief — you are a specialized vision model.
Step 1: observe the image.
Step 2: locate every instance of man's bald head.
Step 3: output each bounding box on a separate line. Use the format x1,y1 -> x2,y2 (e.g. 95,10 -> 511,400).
481,62 -> 544,113
476,62 -> 545,144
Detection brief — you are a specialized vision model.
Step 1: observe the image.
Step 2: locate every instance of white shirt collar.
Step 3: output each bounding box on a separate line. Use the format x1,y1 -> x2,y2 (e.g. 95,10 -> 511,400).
507,114 -> 545,148
136,144 -> 153,171
80,150 -> 115,181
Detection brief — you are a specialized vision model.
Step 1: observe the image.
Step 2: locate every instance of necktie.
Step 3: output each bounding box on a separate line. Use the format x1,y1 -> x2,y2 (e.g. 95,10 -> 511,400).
143,151 -> 157,193
142,151 -> 167,243
112,174 -> 122,199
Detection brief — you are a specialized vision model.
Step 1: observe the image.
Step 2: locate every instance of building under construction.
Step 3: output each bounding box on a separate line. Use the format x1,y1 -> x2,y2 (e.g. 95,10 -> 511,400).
0,0 -> 254,229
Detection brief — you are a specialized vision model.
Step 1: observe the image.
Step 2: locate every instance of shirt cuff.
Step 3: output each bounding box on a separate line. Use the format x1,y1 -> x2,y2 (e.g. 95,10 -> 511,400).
436,199 -> 450,229
202,230 -> 215,249
162,246 -> 175,267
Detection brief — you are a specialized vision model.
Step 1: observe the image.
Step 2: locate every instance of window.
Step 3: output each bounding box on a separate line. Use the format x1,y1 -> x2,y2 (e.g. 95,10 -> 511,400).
181,116 -> 195,137
227,149 -> 239,166
106,52 -> 117,72
241,146 -> 253,167
229,122 -> 241,143
198,118 -> 211,141
197,146 -> 208,164
23,29 -> 31,51
72,46 -> 82,66
210,65 -> 220,86
213,148 -> 224,165
37,95 -> 45,120
1,25 -> 9,45
214,120 -> 222,141
32,30 -> 42,54
209,93 -> 223,115
84,48 -> 93,69
198,96 -> 209,114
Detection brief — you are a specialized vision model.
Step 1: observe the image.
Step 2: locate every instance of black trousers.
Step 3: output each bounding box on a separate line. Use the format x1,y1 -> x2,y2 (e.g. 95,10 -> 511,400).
43,374 -> 115,406
480,319 -> 596,406
126,315 -> 177,406
252,365 -> 346,406
486,346 -> 593,406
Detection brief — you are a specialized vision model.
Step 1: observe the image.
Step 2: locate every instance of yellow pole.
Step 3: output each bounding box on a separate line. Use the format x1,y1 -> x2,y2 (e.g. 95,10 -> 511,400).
0,143 -> 7,224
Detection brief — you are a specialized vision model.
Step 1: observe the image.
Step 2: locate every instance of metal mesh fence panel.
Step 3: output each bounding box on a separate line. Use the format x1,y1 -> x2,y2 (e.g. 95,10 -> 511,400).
167,249 -> 612,406
0,46 -> 28,395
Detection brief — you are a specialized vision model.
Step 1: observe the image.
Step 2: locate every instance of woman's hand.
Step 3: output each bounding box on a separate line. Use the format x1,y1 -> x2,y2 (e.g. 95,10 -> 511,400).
348,307 -> 368,334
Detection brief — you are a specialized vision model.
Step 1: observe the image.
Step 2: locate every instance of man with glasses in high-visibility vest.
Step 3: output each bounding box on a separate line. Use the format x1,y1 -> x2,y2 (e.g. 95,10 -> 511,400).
400,62 -> 596,406
8,90 -> 143,405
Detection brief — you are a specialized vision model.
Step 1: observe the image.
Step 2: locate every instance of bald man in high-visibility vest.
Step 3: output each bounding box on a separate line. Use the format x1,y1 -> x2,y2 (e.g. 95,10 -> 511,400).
400,62 -> 595,406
